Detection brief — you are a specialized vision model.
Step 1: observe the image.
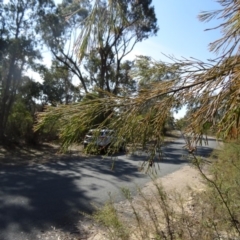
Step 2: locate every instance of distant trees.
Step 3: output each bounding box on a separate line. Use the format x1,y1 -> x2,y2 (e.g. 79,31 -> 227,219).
0,0 -> 55,143
40,61 -> 82,105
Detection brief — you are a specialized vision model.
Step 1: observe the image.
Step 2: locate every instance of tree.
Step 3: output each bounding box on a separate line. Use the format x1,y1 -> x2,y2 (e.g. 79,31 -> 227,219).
36,1 -> 240,154
39,0 -> 158,96
0,0 -> 55,143
75,0 -> 158,95
18,76 -> 43,113
40,61 -> 82,105
4,76 -> 43,143
38,0 -> 91,94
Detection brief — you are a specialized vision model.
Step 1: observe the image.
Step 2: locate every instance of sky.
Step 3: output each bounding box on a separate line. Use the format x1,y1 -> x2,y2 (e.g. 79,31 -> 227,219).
129,0 -> 221,62
36,0 -> 223,118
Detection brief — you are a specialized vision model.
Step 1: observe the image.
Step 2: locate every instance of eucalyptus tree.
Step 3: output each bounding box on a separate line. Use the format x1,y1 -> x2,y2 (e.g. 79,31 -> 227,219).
38,0 -> 91,94
6,76 -> 43,143
18,76 -> 43,113
0,0 -> 55,143
40,61 -> 82,105
75,0 -> 158,95
39,0 -> 158,96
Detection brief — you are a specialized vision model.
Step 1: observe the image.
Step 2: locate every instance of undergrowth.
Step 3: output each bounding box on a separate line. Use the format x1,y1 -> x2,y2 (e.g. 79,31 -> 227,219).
88,140 -> 240,240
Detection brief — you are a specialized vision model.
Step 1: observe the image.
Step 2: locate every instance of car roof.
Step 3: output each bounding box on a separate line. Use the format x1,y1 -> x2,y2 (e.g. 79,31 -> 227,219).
89,129 -> 113,132
88,129 -> 114,134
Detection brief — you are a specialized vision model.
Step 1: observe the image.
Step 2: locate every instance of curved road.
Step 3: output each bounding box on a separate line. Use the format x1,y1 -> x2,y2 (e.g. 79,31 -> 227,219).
0,136 -> 219,239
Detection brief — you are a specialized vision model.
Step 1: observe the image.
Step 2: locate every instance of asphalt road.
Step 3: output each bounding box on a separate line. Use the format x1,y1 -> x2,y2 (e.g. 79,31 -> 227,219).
0,136 -> 219,240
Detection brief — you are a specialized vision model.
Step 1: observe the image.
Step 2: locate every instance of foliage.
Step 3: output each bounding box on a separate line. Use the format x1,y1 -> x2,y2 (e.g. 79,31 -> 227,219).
35,79 -> 176,153
36,0 -> 240,152
40,61 -> 82,105
34,59 -> 182,159
6,101 -> 34,143
36,117 -> 61,143
0,0 -> 55,143
39,0 -> 155,97
133,55 -> 180,87
74,0 -> 158,94
88,141 -> 240,239
175,118 -> 186,131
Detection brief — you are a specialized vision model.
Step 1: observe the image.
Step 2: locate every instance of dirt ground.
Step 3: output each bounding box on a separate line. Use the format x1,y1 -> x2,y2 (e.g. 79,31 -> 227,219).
84,164 -> 205,240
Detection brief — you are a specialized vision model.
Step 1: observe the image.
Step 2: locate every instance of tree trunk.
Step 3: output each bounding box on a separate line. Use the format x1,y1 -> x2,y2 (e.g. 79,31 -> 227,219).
0,114 -> 6,144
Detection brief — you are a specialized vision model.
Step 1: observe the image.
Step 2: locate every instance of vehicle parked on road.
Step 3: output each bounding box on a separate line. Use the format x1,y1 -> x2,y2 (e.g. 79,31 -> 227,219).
83,129 -> 125,153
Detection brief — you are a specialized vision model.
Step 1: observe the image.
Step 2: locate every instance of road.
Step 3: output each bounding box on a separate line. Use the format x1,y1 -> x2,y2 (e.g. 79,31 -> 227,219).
0,136 -> 219,240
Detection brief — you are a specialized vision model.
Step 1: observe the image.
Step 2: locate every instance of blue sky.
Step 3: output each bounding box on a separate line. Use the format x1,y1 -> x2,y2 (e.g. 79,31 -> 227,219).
129,0 -> 222,62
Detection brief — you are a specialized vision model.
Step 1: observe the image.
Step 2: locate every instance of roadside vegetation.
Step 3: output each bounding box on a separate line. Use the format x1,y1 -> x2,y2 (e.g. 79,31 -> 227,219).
1,0 -> 240,239
87,141 -> 240,240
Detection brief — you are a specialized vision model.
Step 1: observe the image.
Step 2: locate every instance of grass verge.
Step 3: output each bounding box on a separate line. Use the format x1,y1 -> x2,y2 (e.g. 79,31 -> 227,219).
86,140 -> 240,240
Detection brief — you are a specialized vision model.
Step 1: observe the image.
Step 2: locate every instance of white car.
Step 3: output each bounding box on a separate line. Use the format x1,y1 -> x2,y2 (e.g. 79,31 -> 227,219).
83,129 -> 114,148
83,129 -> 125,152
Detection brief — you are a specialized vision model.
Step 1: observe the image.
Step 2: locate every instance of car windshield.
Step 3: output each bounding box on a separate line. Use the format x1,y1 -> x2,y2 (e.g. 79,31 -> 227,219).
87,129 -> 113,136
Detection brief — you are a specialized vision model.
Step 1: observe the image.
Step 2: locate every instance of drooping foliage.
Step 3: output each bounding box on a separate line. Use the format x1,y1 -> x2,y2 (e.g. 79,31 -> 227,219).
35,0 -> 240,152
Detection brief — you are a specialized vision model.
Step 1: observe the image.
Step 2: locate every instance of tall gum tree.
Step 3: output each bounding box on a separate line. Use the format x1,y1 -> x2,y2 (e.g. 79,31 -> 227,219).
39,0 -> 158,95
75,0 -> 158,94
38,0 -> 91,94
0,0 -> 55,143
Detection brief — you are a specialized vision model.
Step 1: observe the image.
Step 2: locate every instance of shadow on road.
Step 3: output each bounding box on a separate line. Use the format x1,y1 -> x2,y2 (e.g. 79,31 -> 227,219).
0,137 -> 218,239
0,163 -> 88,239
0,153 -> 147,239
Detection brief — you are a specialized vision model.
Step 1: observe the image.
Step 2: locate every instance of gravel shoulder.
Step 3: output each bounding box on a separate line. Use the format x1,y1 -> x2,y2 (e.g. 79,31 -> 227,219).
85,164 -> 205,240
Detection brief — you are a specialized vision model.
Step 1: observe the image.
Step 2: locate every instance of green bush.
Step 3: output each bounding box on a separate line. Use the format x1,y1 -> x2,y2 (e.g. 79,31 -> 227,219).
6,101 -> 34,143
200,141 -> 240,236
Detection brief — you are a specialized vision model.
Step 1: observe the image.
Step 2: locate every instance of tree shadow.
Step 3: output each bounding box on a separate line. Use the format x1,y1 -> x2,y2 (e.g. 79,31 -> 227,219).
0,164 -> 90,239
125,138 -> 216,166
0,153 -> 148,239
0,143 -> 60,165
0,137 -> 218,239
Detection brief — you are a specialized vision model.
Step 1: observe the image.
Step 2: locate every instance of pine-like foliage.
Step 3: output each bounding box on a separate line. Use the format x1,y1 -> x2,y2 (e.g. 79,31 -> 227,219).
35,0 -> 240,152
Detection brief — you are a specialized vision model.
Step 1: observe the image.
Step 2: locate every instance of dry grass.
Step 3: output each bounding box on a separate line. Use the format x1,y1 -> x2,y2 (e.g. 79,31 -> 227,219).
85,141 -> 240,240
84,165 -> 207,240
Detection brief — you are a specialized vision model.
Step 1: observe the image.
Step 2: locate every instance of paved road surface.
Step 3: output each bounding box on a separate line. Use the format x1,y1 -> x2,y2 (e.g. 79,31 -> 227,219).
0,136 -> 219,239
